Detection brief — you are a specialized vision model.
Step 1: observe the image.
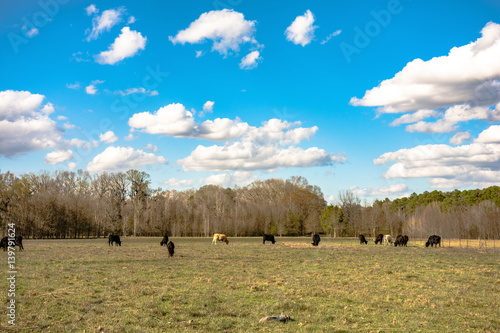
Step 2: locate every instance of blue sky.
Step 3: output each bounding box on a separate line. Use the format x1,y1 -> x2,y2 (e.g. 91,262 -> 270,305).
2,0 -> 500,203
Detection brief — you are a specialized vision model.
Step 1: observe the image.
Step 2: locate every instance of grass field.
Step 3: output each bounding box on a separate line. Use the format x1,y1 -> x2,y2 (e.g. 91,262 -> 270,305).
2,237 -> 499,332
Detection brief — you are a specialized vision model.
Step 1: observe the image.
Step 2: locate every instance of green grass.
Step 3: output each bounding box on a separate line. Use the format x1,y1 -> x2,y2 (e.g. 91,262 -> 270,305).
2,237 -> 499,332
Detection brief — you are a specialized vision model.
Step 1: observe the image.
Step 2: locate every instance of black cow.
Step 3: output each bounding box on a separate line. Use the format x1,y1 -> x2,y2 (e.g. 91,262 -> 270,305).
167,241 -> 175,257
374,234 -> 384,245
108,235 -> 121,246
311,234 -> 321,246
359,234 -> 368,245
403,235 -> 409,246
160,234 -> 169,246
426,235 -> 441,247
263,234 -> 276,244
0,236 -> 23,251
394,235 -> 404,247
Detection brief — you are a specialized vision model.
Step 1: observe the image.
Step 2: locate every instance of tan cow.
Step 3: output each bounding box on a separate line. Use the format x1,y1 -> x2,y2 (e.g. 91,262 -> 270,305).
212,233 -> 229,245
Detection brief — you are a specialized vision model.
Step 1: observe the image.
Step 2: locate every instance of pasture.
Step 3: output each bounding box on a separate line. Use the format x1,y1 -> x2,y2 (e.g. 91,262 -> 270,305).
2,237 -> 499,332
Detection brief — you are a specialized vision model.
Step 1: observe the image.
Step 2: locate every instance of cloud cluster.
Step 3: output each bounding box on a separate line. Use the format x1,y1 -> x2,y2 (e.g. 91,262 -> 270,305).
84,5 -> 146,65
285,10 -> 317,46
178,119 -> 344,172
405,104 -> 500,133
169,9 -> 262,69
179,143 -> 344,172
128,102 -> 343,172
95,27 -> 146,65
87,146 -> 167,172
351,22 -> 500,113
0,90 -> 62,157
128,103 -> 249,141
350,22 -> 500,189
374,126 -> 500,188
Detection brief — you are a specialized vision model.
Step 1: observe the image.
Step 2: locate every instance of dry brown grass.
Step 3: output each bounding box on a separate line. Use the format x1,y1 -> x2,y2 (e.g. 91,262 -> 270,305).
1,237 -> 498,332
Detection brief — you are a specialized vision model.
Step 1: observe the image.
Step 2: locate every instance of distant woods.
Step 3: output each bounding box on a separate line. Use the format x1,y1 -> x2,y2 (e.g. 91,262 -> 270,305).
0,170 -> 499,240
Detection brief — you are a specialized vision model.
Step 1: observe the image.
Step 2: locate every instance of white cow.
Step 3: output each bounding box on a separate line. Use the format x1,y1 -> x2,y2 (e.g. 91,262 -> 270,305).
383,234 -> 393,245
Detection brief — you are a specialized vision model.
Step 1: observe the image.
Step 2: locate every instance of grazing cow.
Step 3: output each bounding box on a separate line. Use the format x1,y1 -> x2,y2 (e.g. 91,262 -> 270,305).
383,234 -> 393,245
425,235 -> 441,247
212,233 -> 229,245
160,234 -> 169,246
374,234 -> 384,245
359,234 -> 368,245
108,234 -> 121,246
263,234 -> 276,244
311,234 -> 321,246
167,241 -> 175,257
403,235 -> 409,246
0,236 -> 23,251
394,235 -> 404,247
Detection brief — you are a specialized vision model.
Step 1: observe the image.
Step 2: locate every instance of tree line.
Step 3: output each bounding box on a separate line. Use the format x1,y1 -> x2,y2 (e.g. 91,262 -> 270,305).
0,170 -> 499,239
321,188 -> 500,240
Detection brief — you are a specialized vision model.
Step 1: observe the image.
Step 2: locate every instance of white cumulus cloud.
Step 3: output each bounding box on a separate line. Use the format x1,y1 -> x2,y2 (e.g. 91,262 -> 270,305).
350,183 -> 409,198
374,138 -> 500,189
85,80 -> 104,95
405,104 -> 500,133
142,143 -> 158,152
179,142 -> 344,172
87,146 -> 167,172
450,131 -> 471,145
351,22 -> 500,113
240,50 -> 261,70
178,119 -> 344,172
285,10 -> 317,46
390,109 -> 438,127
95,27 -> 147,65
163,178 -> 196,188
475,125 -> 500,143
85,85 -> 97,95
111,87 -> 158,96
45,149 -> 73,164
85,4 -> 98,16
99,130 -> 118,143
203,100 -> 214,113
0,90 -> 62,157
169,9 -> 258,55
128,103 -> 249,141
129,103 -> 344,173
204,171 -> 257,188
86,7 -> 124,41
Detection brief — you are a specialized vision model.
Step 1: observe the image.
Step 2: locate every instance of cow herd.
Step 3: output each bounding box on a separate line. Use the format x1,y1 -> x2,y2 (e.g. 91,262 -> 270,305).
360,233 -> 441,248
0,233 -> 442,254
